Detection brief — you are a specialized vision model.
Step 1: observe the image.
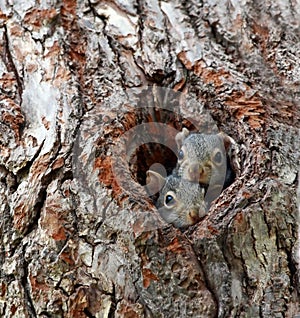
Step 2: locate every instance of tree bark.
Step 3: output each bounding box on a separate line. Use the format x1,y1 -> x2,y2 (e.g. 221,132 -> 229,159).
0,1 -> 299,317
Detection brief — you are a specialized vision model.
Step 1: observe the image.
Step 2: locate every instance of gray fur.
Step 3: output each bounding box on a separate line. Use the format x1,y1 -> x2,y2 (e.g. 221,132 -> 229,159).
155,173 -> 207,228
176,130 -> 228,188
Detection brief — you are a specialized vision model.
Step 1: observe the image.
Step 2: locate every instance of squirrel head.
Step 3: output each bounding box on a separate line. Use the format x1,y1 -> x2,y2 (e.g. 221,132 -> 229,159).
175,128 -> 233,188
146,170 -> 207,228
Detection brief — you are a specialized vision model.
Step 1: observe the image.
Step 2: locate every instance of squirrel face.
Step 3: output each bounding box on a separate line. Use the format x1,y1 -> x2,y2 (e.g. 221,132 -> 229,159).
175,128 -> 231,188
146,170 -> 207,228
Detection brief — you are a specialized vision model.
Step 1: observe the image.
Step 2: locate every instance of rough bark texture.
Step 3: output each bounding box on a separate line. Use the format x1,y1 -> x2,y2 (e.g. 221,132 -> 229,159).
0,1 -> 299,317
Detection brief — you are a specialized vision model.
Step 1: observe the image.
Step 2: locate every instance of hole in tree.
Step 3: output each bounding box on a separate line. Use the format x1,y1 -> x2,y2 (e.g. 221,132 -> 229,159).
129,143 -> 178,186
96,87 -> 238,209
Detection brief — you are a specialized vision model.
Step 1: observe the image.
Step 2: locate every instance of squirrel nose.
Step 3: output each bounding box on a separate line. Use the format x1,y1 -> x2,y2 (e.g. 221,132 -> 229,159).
187,163 -> 200,182
188,209 -> 199,224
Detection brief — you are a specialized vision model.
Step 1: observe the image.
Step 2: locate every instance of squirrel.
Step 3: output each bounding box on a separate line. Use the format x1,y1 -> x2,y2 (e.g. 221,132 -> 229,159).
146,170 -> 207,228
144,128 -> 237,228
175,128 -> 236,197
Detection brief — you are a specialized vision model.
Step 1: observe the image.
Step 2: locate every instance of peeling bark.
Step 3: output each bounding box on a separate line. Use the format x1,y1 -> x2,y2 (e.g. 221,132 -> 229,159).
0,1 -> 299,317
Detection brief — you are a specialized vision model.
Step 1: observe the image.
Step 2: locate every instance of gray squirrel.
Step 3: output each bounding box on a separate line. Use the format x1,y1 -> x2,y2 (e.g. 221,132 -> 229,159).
145,128 -> 236,228
175,128 -> 236,192
146,170 -> 207,228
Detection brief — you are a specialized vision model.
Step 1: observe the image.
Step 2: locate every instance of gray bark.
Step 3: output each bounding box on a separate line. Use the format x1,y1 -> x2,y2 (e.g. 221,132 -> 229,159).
0,0 -> 299,317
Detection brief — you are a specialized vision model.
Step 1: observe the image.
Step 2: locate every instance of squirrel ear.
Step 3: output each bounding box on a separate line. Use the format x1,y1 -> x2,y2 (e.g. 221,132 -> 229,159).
175,127 -> 190,149
145,170 -> 166,195
218,132 -> 235,151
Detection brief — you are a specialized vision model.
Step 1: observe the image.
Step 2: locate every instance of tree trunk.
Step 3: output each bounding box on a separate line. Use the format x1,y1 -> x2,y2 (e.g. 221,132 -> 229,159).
0,1 -> 299,317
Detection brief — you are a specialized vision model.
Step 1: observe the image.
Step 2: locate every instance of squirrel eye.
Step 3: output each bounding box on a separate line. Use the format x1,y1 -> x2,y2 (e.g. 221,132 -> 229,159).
178,149 -> 184,160
165,194 -> 176,207
213,151 -> 223,164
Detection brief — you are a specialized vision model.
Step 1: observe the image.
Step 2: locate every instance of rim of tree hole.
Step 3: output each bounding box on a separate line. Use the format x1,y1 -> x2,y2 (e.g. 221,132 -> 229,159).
72,86 -> 234,230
